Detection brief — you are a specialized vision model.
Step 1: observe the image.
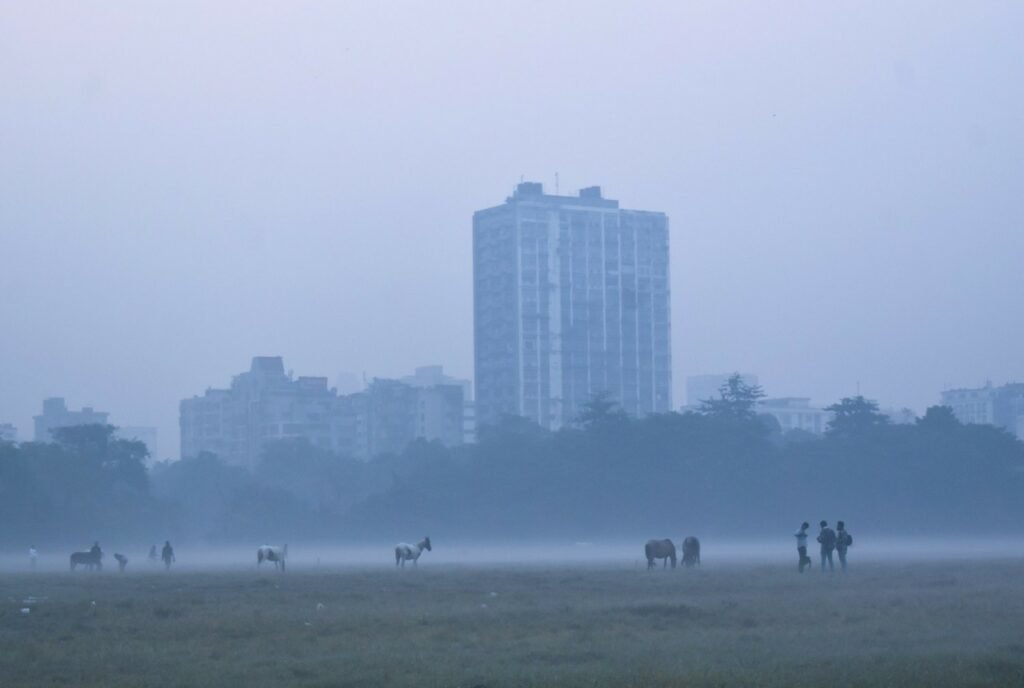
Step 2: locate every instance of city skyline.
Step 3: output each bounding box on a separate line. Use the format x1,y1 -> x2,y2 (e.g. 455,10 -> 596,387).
3,3 -> 1023,458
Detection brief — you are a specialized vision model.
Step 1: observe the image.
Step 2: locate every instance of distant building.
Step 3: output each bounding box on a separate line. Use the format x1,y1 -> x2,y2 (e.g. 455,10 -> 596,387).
180,357 -> 337,469
336,374 -> 466,460
33,398 -> 110,442
0,423 -> 16,443
757,398 -> 832,435
473,182 -> 672,430
181,357 -> 468,467
401,365 -> 476,443
115,426 -> 159,462
941,382 -> 1024,438
686,373 -> 760,408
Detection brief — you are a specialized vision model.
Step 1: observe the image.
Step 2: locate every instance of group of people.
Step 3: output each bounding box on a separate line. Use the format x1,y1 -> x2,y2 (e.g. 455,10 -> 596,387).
30,540 -> 177,572
794,520 -> 853,573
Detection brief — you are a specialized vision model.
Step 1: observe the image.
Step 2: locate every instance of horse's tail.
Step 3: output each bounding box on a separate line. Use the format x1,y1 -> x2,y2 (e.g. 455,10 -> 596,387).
395,547 -> 401,566
69,554 -> 75,571
257,549 -> 263,565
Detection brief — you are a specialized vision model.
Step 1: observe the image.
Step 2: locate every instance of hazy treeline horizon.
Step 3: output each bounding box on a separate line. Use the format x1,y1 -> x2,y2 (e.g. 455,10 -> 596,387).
3,385 -> 1022,552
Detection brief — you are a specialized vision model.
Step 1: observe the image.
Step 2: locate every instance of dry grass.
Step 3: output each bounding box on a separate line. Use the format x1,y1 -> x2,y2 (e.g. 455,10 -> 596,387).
2,560 -> 1023,687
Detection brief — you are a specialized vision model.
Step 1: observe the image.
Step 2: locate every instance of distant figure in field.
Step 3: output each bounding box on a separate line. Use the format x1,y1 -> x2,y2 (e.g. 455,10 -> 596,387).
835,521 -> 853,572
644,539 -> 676,569
148,545 -> 158,562
29,546 -> 38,572
681,536 -> 701,568
395,537 -> 432,568
794,522 -> 811,573
70,543 -> 103,571
257,544 -> 288,572
817,520 -> 836,573
114,553 -> 128,572
161,541 -> 175,571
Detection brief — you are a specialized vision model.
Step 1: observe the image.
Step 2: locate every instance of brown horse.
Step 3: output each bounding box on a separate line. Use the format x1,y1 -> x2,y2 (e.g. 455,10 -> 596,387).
645,539 -> 676,569
682,536 -> 701,568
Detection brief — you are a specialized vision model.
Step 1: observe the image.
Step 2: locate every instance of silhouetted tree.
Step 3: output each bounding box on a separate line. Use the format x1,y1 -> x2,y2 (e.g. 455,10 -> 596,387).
576,391 -> 629,430
916,405 -> 960,431
825,396 -> 891,439
700,373 -> 765,420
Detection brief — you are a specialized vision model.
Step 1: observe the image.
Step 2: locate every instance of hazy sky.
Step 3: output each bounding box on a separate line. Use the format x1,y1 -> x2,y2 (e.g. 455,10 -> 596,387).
2,2 -> 1022,458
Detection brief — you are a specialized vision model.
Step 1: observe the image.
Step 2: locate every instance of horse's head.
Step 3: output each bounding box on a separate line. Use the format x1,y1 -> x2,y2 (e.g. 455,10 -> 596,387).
423,537 -> 432,552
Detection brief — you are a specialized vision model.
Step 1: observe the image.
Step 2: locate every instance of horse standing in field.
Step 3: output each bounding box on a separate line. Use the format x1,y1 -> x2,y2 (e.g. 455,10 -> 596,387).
645,539 -> 677,569
395,537 -> 431,567
70,549 -> 103,572
114,553 -> 128,572
257,544 -> 288,572
682,536 -> 701,568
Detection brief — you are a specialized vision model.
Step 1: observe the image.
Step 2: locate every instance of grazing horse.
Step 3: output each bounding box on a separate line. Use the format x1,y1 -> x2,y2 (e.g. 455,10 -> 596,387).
114,553 -> 128,572
682,536 -> 701,568
395,537 -> 431,567
257,544 -> 288,572
645,539 -> 677,569
70,549 -> 103,572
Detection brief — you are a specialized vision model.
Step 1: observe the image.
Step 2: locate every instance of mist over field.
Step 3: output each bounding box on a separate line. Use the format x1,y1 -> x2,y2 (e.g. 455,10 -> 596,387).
3,2 -> 1024,686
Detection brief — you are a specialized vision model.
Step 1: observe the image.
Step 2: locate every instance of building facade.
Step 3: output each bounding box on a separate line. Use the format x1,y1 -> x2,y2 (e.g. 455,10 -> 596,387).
180,357 -> 337,469
941,382 -> 1024,438
473,182 -> 672,430
757,397 -> 831,435
33,398 -> 110,442
401,365 -> 476,443
181,358 -> 467,466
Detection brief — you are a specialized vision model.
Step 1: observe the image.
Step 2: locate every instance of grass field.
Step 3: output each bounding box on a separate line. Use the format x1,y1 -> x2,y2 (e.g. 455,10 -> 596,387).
3,559 -> 1023,687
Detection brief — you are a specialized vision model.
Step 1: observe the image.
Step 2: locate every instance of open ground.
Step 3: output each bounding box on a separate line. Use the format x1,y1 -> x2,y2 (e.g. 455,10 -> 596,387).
3,559 -> 1023,687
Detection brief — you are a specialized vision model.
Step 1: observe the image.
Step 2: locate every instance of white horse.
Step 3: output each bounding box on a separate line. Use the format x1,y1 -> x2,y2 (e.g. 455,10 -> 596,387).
257,544 -> 288,572
394,537 -> 431,567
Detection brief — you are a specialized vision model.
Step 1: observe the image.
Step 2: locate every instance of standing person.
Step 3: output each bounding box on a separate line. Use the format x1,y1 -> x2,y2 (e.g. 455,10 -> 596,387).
817,520 -> 836,573
161,541 -> 175,571
29,546 -> 38,572
794,522 -> 811,573
836,521 -> 853,572
148,545 -> 158,562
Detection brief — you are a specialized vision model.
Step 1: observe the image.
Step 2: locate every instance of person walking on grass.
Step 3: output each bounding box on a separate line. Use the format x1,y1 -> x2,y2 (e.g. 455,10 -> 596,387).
29,546 -> 38,572
794,522 -> 812,573
817,520 -> 836,573
161,541 -> 175,571
836,521 -> 853,572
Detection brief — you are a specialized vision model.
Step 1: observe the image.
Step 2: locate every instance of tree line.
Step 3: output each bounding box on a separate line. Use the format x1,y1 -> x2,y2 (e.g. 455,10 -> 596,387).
2,377 -> 1022,548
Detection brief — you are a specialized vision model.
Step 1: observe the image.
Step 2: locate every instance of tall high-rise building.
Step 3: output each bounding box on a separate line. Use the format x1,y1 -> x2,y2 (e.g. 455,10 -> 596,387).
473,182 -> 672,430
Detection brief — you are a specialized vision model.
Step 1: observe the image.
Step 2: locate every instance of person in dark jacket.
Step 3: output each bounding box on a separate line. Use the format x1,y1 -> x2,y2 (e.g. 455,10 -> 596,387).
161,541 -> 175,571
817,520 -> 836,573
835,521 -> 853,572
